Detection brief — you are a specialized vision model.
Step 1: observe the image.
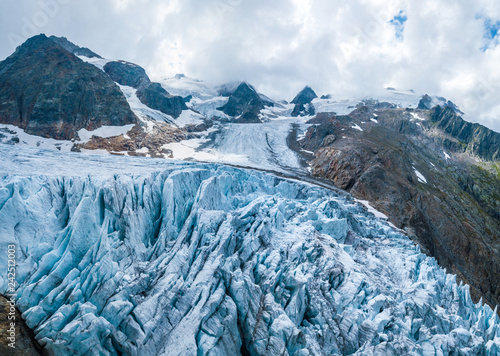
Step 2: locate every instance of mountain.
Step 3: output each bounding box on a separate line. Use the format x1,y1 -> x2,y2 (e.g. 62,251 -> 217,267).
103,60 -> 187,118
0,145 -> 499,355
429,106 -> 500,161
103,60 -> 151,89
135,83 -> 188,119
291,86 -> 318,105
49,35 -> 102,58
291,86 -> 317,117
217,82 -> 274,123
0,34 -> 137,140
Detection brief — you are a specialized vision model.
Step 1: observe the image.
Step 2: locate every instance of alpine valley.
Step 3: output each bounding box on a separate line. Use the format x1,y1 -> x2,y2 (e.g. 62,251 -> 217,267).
0,34 -> 499,355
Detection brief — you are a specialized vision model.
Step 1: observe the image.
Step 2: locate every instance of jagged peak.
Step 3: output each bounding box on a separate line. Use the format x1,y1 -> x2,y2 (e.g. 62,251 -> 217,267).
13,33 -> 55,53
291,86 -> 318,105
49,35 -> 102,59
217,81 -> 257,97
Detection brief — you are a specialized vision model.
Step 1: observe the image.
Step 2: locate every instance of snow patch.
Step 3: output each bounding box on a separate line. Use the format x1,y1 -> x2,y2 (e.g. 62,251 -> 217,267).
352,124 -> 364,131
414,167 -> 427,183
77,124 -> 135,142
117,84 -> 175,123
411,112 -> 426,121
0,124 -> 74,152
356,199 -> 389,220
174,110 -> 205,128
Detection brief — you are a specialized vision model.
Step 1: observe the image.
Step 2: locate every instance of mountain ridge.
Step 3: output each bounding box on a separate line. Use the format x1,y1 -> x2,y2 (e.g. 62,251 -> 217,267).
0,34 -> 137,140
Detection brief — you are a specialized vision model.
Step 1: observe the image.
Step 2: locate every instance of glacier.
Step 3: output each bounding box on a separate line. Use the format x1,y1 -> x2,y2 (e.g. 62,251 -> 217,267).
0,145 -> 499,355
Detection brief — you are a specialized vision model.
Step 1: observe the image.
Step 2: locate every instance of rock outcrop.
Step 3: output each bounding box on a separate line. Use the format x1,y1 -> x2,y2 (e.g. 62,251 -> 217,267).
217,82 -> 273,123
291,86 -> 317,117
49,35 -> 102,58
417,94 -> 432,110
429,106 -> 500,161
0,34 -> 137,140
136,83 -> 187,119
291,86 -> 317,105
103,60 -> 151,89
0,295 -> 42,356
101,60 -> 187,119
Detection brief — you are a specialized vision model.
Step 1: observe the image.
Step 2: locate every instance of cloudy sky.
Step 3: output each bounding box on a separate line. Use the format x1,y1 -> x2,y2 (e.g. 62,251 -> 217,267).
1,0 -> 500,131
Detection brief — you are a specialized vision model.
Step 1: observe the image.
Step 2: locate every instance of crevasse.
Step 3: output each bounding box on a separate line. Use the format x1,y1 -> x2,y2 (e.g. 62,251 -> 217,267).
0,162 -> 499,355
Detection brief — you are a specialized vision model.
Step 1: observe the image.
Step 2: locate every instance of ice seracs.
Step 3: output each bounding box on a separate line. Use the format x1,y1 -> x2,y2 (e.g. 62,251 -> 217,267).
0,145 -> 498,355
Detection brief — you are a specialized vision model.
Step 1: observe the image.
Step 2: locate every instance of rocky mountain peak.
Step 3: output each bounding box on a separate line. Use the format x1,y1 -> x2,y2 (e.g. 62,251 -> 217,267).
103,60 -> 151,89
136,82 -> 187,118
429,105 -> 500,161
217,82 -> 270,123
0,34 -> 137,140
290,86 -> 317,117
291,86 -> 318,105
8,33 -> 55,58
49,35 -> 102,58
418,94 -> 432,110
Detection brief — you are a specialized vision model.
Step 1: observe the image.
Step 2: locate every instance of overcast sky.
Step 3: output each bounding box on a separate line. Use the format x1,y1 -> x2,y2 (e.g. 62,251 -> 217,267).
1,0 -> 500,131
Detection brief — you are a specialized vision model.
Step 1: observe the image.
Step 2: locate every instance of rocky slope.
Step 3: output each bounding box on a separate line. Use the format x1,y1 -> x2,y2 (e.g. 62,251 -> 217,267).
103,60 -> 188,119
49,35 -> 102,59
136,83 -> 187,119
0,296 -> 42,355
291,86 -> 317,117
0,34 -> 137,140
429,106 -> 500,161
217,82 -> 274,123
103,60 -> 151,89
299,105 -> 500,310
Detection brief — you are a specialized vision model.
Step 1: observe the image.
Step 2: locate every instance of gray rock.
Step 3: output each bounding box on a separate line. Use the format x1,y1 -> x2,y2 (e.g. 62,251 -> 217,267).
103,61 -> 151,89
136,83 -> 187,118
291,86 -> 317,105
217,82 -> 272,123
291,87 -> 317,117
49,35 -> 102,58
0,34 -> 137,140
429,106 -> 500,161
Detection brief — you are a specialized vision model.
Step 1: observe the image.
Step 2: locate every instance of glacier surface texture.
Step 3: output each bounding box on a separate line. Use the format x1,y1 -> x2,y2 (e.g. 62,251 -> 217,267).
0,150 -> 499,355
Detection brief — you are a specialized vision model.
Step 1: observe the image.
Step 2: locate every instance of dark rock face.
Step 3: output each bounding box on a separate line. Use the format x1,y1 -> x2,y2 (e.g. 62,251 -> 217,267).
217,82 -> 271,123
49,35 -> 102,58
102,60 -> 187,119
0,34 -> 137,140
291,102 -> 315,117
291,86 -> 317,105
0,295 -> 43,355
103,60 -> 151,89
418,94 -> 432,110
302,109 -> 500,310
136,83 -> 187,118
430,106 -> 500,161
291,86 -> 317,117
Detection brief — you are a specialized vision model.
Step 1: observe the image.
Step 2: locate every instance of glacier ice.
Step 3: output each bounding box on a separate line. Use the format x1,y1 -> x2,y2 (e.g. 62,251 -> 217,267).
0,150 -> 499,355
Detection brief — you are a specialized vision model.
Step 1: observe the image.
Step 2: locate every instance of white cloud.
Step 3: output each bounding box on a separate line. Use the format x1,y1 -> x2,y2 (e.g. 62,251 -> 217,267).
1,0 -> 500,131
